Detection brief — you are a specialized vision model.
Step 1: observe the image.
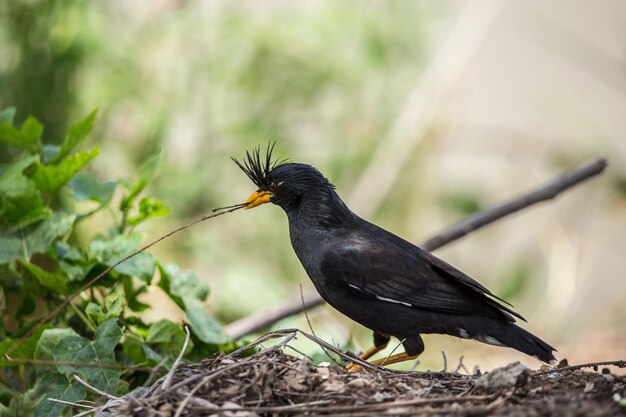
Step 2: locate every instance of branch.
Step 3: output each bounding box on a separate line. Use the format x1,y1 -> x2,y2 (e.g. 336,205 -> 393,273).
420,158 -> 607,251
224,158 -> 607,340
537,359 -> 625,375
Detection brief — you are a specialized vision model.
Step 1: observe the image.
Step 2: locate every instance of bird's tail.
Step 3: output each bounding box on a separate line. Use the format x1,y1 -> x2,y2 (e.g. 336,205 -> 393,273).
474,321 -> 557,364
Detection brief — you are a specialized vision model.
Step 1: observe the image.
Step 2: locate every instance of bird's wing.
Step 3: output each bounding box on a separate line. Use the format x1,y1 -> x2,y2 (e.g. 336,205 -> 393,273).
320,237 -> 524,322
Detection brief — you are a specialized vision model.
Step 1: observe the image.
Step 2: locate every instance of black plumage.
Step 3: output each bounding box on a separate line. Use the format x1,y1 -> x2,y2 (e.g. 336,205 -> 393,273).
235,146 -> 556,366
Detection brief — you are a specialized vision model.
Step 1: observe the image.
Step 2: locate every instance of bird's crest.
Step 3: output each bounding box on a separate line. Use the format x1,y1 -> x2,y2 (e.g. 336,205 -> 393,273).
232,142 -> 287,189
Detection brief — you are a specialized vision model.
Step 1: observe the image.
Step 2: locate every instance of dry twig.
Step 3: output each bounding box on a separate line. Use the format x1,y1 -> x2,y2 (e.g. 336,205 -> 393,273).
160,326 -> 191,391
10,203 -> 246,354
537,359 -> 626,375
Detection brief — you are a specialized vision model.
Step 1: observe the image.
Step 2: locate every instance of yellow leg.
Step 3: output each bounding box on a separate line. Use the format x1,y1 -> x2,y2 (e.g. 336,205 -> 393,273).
371,352 -> 418,367
348,352 -> 418,372
345,344 -> 387,371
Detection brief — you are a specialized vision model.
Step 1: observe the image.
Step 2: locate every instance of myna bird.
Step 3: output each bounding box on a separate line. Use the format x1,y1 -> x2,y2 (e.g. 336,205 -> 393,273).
234,145 -> 556,368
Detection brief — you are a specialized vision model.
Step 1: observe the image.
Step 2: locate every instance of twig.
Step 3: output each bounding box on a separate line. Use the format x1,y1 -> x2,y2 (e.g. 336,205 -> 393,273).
536,359 -> 626,375
300,284 -> 342,367
173,359 -> 274,417
72,407 -> 99,417
143,358 -> 168,387
46,398 -> 93,408
455,355 -> 468,373
10,203 -> 246,354
441,351 -> 448,372
187,394 -> 493,414
224,158 -> 607,339
160,325 -> 190,391
2,356 -> 151,372
379,339 -> 405,367
73,375 -> 119,401
224,292 -> 324,342
420,158 -> 608,251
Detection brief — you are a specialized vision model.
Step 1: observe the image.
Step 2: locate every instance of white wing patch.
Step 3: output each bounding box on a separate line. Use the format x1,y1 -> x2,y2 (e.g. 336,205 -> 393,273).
458,328 -> 470,339
348,284 -> 412,307
474,334 -> 506,347
375,295 -> 412,307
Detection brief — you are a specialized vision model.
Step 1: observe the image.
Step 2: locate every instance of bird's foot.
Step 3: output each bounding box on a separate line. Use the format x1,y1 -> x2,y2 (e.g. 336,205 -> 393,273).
346,362 -> 366,373
347,352 -> 419,372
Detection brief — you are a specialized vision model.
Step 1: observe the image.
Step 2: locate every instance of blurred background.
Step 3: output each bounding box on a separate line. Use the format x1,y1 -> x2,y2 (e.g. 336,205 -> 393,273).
1,0 -> 624,371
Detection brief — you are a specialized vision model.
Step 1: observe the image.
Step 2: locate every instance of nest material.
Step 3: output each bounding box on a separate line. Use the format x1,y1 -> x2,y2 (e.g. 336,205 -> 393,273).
91,329 -> 624,417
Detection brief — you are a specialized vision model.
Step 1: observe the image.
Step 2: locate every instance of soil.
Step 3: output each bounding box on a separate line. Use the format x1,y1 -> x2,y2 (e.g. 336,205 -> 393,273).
97,330 -> 626,417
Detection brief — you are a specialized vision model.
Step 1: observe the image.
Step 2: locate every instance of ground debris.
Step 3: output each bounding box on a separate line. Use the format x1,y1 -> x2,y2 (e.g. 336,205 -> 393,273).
474,361 -> 530,393
95,329 -> 626,417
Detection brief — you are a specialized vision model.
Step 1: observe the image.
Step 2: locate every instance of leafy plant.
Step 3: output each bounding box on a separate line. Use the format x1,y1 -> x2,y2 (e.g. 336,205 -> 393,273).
0,108 -> 230,417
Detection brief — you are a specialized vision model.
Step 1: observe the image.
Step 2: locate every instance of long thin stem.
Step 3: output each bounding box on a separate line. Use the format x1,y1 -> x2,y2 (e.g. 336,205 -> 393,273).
8,203 -> 247,355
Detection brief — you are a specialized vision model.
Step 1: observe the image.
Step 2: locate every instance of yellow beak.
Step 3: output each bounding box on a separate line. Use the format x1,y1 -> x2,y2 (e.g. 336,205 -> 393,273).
245,190 -> 272,209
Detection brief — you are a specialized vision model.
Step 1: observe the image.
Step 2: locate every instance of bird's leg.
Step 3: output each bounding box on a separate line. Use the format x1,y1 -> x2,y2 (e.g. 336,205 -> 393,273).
348,334 -> 424,372
346,333 -> 389,371
370,352 -> 419,367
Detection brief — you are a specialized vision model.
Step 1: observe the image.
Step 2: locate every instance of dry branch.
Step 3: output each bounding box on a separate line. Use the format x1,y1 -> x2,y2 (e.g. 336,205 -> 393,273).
420,158 -> 608,250
225,158 -> 608,340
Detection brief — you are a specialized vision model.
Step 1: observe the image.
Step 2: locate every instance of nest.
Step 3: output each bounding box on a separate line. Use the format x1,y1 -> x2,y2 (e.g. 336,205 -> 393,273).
68,329 -> 624,417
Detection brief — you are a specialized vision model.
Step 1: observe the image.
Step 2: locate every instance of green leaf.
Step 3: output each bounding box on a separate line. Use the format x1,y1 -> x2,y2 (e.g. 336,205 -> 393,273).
55,241 -> 84,261
185,299 -> 228,345
127,197 -> 170,226
120,152 -> 161,211
86,286 -> 126,325
31,145 -> 99,194
159,264 -> 208,308
17,294 -> 36,317
53,319 -> 122,393
19,261 -> 68,292
85,303 -> 104,326
123,278 -> 150,312
121,333 -> 148,365
0,211 -> 75,265
0,325 -> 50,363
146,319 -> 182,344
104,285 -> 126,318
159,264 -> 227,345
34,374 -> 86,417
114,252 -> 155,283
42,144 -> 60,164
0,155 -> 49,229
146,319 -> 193,361
59,261 -> 85,281
68,172 -> 116,204
50,110 -> 97,164
0,107 -> 15,125
0,155 -> 39,197
0,238 -> 25,265
0,116 -> 43,152
90,233 -> 142,270
35,328 -> 79,361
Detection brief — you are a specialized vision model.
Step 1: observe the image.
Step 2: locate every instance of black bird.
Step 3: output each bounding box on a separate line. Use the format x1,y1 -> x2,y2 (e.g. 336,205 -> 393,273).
234,145 -> 556,368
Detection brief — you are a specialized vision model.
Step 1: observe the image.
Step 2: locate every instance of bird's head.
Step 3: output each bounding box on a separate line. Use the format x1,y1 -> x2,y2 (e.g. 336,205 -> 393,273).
233,144 -> 337,214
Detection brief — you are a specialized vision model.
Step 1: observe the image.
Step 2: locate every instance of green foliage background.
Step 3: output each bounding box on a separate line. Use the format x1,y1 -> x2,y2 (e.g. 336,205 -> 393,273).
0,111 -> 235,416
0,0 -> 624,414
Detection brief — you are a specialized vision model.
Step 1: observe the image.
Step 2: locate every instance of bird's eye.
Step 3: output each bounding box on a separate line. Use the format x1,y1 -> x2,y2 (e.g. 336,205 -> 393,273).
269,181 -> 283,191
